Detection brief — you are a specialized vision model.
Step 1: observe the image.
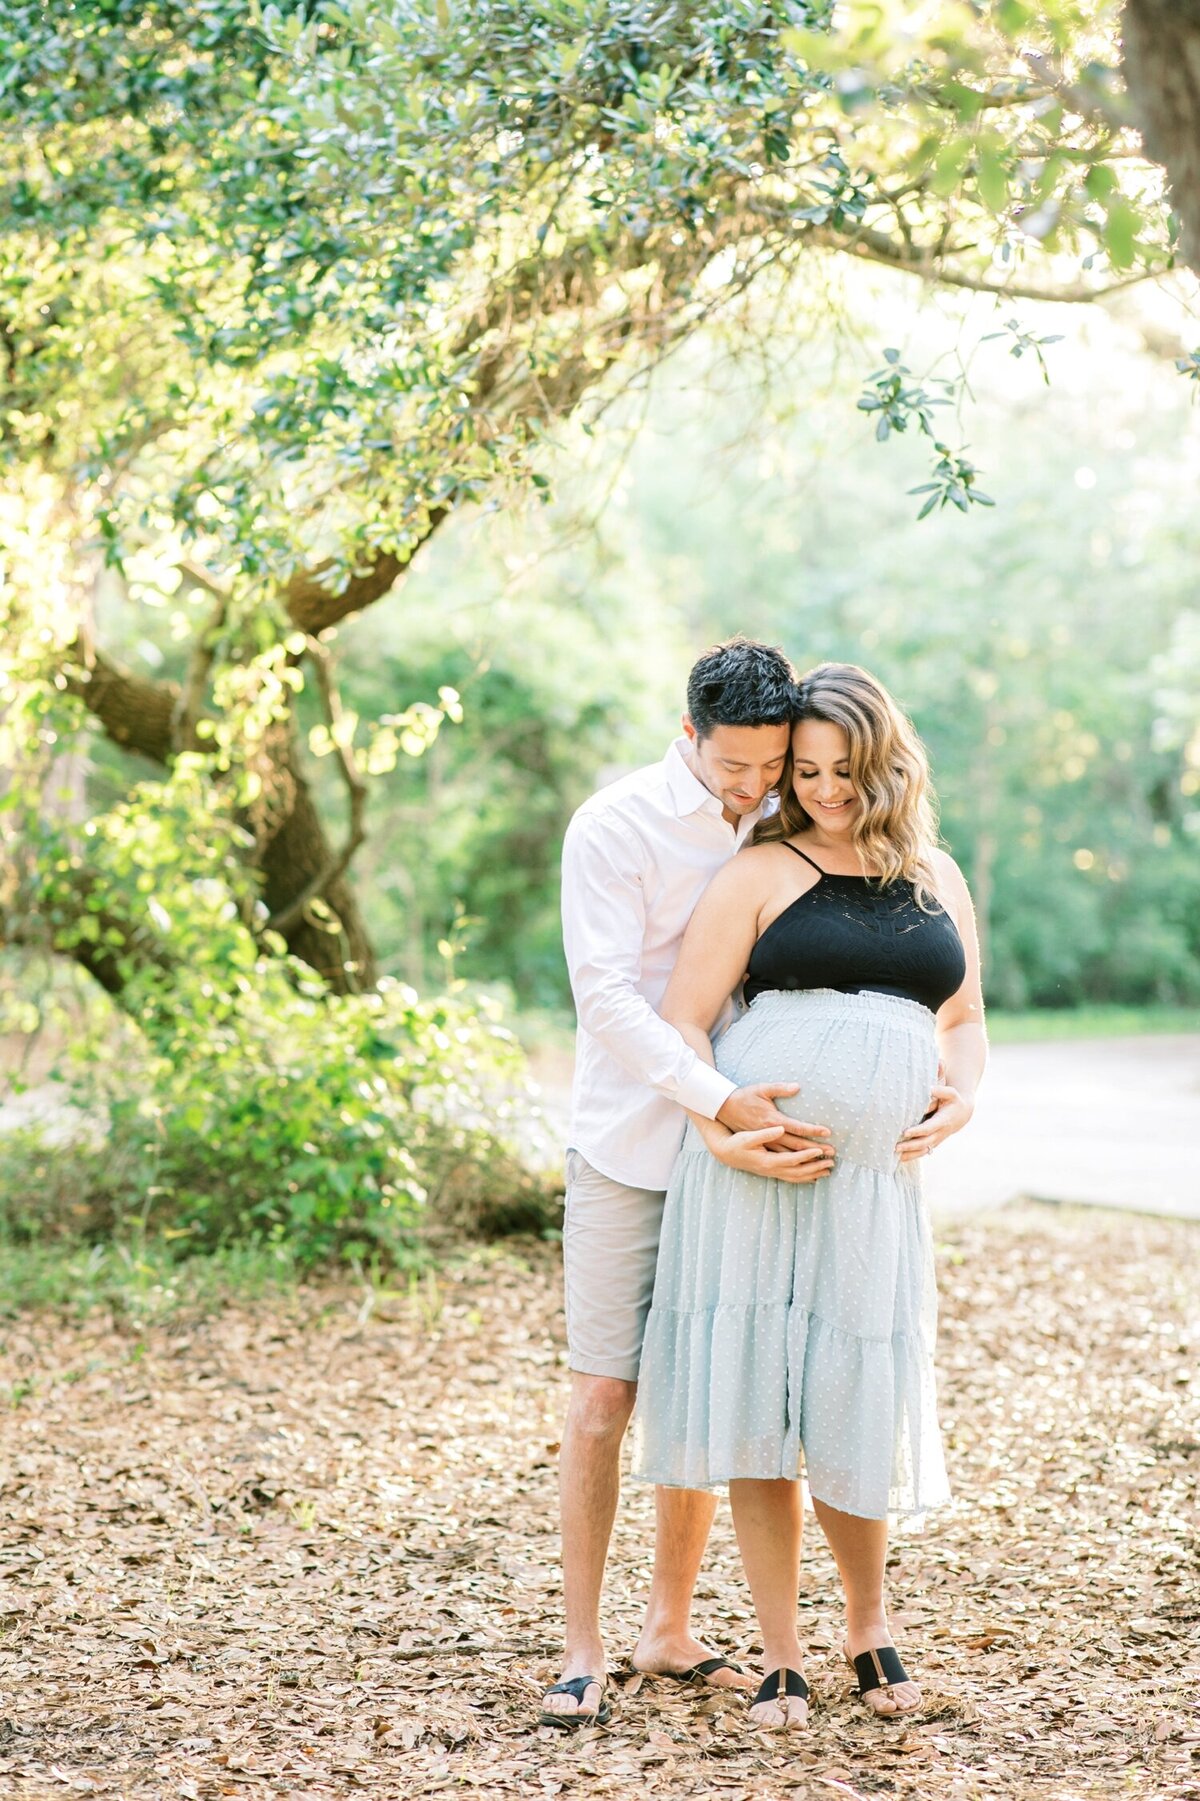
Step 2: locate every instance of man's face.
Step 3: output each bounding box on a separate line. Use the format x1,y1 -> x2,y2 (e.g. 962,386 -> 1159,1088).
682,717 -> 791,821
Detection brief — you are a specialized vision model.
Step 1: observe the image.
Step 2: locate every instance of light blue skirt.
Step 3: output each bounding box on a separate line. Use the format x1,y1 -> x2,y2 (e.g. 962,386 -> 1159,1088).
630,988 -> 951,1521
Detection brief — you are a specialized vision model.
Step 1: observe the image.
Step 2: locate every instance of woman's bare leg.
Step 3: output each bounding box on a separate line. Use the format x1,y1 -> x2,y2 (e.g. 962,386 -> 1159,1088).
728,1478 -> 808,1728
811,1498 -> 921,1714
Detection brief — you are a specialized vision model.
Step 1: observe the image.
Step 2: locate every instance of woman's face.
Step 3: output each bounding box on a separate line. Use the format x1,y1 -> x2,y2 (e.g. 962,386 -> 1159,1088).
791,719 -> 860,838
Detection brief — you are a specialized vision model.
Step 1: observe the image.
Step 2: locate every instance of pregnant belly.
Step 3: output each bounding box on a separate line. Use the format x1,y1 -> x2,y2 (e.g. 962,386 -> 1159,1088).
714,990 -> 938,1174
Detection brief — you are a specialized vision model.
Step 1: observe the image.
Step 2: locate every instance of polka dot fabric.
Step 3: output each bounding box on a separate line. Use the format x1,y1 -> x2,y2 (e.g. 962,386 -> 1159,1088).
630,988 -> 951,1523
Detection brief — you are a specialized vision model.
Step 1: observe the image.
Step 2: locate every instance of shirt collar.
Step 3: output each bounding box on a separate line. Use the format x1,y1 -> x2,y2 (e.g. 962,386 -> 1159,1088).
664,737 -> 719,817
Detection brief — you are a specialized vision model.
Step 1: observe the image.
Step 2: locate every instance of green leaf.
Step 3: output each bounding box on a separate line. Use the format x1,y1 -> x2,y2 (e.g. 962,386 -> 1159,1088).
1103,196 -> 1139,270
929,137 -> 971,198
1085,164 -> 1117,201
995,0 -> 1034,32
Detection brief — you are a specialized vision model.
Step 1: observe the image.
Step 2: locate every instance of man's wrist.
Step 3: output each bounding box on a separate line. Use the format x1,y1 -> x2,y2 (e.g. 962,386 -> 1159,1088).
677,1061 -> 736,1121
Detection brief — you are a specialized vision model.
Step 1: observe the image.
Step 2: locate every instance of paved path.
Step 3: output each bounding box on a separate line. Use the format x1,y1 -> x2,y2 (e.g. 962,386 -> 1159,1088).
923,1033 -> 1200,1220
529,1033 -> 1200,1221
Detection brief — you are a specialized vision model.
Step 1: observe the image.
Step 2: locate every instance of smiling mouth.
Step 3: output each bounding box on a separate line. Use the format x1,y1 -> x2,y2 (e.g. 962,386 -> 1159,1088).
815,799 -> 853,811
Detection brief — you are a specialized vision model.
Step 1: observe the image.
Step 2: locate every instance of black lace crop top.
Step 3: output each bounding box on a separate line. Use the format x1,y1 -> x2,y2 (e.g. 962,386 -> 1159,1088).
742,843 -> 966,1015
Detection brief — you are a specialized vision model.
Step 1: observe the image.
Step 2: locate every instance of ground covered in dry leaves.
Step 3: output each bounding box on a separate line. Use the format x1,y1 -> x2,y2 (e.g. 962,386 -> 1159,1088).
0,1204 -> 1196,1800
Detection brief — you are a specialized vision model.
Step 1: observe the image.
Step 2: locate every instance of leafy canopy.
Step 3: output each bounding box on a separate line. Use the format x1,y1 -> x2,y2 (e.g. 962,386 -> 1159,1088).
0,0 -> 1171,597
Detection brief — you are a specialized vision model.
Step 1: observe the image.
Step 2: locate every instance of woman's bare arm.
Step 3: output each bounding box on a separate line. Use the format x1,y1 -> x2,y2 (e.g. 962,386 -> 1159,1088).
661,849 -> 834,1182
897,851 -> 987,1161
660,853 -> 765,1048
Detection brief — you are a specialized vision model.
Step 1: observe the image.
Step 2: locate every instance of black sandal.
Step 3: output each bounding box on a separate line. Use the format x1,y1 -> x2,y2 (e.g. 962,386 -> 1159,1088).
657,1655 -> 745,1688
845,1644 -> 915,1712
749,1666 -> 810,1725
538,1674 -> 611,1729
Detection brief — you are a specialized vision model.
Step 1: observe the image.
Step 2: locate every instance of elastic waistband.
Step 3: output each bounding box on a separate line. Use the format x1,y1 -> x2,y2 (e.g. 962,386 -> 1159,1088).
744,986 -> 936,1029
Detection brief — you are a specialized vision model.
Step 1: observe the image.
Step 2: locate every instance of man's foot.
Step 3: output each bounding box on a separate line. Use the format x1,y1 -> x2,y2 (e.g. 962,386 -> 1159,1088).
539,1657 -> 610,1727
842,1632 -> 922,1716
632,1631 -> 756,1692
748,1666 -> 809,1730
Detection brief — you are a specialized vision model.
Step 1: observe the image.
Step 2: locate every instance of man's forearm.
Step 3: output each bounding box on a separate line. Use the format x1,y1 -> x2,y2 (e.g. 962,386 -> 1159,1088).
574,986 -> 736,1119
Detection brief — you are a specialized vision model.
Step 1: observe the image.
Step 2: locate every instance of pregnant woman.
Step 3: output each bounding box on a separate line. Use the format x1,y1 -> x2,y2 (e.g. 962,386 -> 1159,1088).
631,662 -> 986,1730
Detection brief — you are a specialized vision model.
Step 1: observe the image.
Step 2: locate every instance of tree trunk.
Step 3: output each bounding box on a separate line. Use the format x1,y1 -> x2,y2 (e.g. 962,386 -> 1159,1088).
64,648 -> 377,997
254,714 -> 377,991
1124,0 -> 1200,272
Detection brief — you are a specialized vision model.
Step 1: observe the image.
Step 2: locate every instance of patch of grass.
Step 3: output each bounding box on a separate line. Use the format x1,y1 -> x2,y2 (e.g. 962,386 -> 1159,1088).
0,1237 -> 307,1322
986,1004 -> 1200,1042
520,1001 -> 1200,1047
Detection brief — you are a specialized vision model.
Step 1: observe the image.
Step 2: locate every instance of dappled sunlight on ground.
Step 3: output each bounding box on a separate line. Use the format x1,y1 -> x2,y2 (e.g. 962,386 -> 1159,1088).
0,1208 -> 1195,1798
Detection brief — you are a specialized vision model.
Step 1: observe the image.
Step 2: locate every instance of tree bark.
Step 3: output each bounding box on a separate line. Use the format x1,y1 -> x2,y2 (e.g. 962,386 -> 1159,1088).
64,646 -> 376,995
252,712 -> 377,991
284,550 -> 409,634
1123,0 -> 1200,272
68,652 -> 177,763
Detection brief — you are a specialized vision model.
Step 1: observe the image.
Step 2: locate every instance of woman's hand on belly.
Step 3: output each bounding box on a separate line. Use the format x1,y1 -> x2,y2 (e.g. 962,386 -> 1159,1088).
895,1080 -> 973,1162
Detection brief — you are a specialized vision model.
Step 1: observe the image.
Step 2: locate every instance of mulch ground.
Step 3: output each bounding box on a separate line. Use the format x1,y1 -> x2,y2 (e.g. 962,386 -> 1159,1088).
0,1204 -> 1196,1800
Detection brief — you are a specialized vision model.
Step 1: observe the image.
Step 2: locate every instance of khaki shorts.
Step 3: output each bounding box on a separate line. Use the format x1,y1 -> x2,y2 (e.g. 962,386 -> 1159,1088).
563,1149 -> 667,1383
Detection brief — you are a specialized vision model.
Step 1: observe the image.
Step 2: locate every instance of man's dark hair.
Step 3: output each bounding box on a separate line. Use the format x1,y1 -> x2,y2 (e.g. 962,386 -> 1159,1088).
685,637 -> 797,739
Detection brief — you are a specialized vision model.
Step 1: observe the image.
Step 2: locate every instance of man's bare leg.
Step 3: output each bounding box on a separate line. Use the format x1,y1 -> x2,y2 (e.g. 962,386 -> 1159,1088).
632,1485 -> 756,1690
543,1371 -> 636,1720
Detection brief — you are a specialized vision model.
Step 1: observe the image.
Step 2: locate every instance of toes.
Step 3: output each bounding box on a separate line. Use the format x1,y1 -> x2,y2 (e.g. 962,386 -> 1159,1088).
866,1683 -> 921,1716
748,1698 -> 807,1731
713,1669 -> 755,1692
544,1680 -> 601,1718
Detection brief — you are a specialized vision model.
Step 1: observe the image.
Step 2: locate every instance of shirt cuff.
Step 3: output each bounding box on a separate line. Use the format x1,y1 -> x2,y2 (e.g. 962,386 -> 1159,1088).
675,1059 -> 737,1121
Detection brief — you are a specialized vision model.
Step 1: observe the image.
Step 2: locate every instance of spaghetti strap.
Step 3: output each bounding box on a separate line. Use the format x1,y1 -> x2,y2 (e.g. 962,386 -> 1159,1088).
779,841 -> 826,876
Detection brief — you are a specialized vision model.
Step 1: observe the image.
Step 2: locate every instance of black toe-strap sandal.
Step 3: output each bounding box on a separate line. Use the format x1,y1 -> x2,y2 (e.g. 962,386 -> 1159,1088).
538,1674 -> 611,1729
847,1644 -> 911,1705
750,1666 -> 810,1716
662,1655 -> 745,1687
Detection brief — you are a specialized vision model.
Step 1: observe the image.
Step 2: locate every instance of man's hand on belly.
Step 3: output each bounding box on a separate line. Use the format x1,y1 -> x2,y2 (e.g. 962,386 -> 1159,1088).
717,1082 -> 832,1153
695,1112 -> 837,1184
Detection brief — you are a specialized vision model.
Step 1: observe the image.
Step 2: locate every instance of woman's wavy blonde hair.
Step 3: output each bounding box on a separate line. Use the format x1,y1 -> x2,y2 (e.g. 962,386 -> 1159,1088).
754,662 -> 942,906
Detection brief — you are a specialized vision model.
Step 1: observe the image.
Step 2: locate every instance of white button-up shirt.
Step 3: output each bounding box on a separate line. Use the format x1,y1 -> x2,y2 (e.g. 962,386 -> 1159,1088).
561,737 -> 762,1189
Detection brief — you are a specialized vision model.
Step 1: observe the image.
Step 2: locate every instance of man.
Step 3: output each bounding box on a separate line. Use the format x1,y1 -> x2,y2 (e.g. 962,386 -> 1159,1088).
542,638 -> 833,1728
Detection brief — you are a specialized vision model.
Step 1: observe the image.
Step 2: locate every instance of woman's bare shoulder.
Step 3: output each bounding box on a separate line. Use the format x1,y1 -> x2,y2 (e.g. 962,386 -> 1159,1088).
734,839 -> 807,885
927,846 -> 971,908
701,840 -> 789,906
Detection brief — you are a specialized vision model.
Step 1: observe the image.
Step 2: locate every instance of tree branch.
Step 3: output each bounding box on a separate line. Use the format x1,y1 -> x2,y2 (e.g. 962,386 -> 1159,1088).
2,864 -> 174,1003
266,638 -> 367,936
63,641 -> 178,766
170,584 -> 230,753
285,539 -> 430,634
809,221 -> 1158,304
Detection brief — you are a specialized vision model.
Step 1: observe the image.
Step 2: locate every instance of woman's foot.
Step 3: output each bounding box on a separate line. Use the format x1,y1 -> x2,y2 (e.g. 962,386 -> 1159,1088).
842,1629 -> 922,1715
748,1664 -> 809,1730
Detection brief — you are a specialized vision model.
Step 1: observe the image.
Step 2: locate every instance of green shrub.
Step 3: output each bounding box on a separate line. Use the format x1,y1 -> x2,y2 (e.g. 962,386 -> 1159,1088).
1,738 -> 561,1264
12,974 -> 559,1263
